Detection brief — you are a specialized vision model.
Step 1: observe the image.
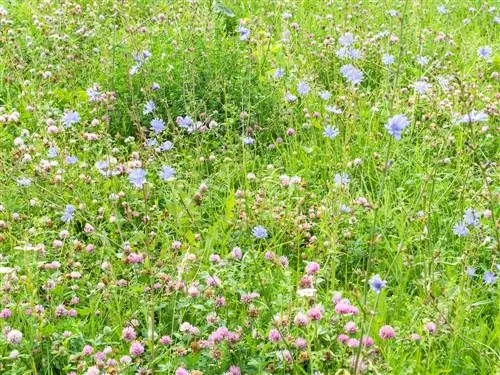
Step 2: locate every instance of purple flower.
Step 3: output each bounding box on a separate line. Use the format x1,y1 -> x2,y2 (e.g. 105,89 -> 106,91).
268,329 -> 281,342
483,271 -> 496,285
61,204 -> 76,223
437,5 -> 447,14
297,80 -> 310,96
323,126 -> 339,139
47,146 -> 58,158
385,114 -> 409,140
369,274 -> 387,294
176,116 -> 194,129
382,53 -> 394,65
128,168 -> 147,188
157,140 -> 174,152
143,100 -> 156,115
237,26 -> 250,41
465,266 -> 476,278
416,56 -> 429,66
274,68 -> 284,79
339,32 -> 354,46
129,341 -> 144,356
453,222 -> 468,237
413,81 -> 431,95
65,155 -> 78,165
463,208 -> 480,227
150,118 -> 165,134
456,111 -> 488,124
243,137 -> 254,145
159,166 -> 176,181
477,46 -> 492,59
16,177 -> 32,187
334,173 -> 350,187
252,225 -> 268,239
340,64 -> 363,85
7,330 -> 23,345
285,93 -> 297,103
61,111 -> 80,128
319,91 -> 331,100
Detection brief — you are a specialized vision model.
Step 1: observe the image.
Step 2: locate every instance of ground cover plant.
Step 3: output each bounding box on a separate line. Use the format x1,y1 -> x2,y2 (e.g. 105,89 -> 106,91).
0,0 -> 498,374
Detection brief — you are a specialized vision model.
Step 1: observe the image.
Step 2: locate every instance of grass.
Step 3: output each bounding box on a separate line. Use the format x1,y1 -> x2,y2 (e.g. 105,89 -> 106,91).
0,0 -> 498,374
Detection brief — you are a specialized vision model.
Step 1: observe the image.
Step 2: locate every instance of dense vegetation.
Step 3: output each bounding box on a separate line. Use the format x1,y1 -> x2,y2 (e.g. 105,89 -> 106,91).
0,1 -> 498,374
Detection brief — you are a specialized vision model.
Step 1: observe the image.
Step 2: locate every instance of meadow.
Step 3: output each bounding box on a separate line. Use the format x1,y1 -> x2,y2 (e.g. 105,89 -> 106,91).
0,0 -> 498,374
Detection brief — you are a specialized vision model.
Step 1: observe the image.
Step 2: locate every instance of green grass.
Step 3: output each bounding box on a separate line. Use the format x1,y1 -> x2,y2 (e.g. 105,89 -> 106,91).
0,0 -> 498,374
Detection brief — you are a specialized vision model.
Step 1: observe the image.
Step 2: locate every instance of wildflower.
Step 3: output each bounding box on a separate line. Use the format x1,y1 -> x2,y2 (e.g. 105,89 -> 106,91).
82,345 -> 94,356
477,46 -> 492,59
86,84 -> 101,101
456,111 -> 488,124
65,155 -> 78,165
17,177 -> 32,187
150,118 -> 165,133
465,266 -> 476,277
143,100 -> 156,115
334,173 -> 350,187
323,126 -> 339,139
337,334 -> 349,344
463,208 -> 480,226
347,338 -> 360,348
361,336 -> 374,347
61,204 -> 76,223
159,336 -> 171,345
268,329 -> 281,342
0,308 -> 11,319
129,341 -> 144,356
379,325 -> 396,340
413,81 -> 431,94
369,274 -> 387,294
424,322 -> 437,334
285,92 -> 297,103
307,306 -> 323,321
6,330 -> 23,345
237,26 -> 250,41
416,56 -> 429,66
339,32 -> 354,46
157,140 -> 174,152
385,114 -> 410,140
47,146 -> 57,158
252,225 -> 268,239
243,137 -> 254,145
305,262 -> 320,275
319,91 -> 331,100
231,247 -> 243,260
410,333 -> 421,341
483,271 -> 496,285
382,53 -> 395,65
437,5 -> 447,14
159,166 -> 176,181
294,312 -> 309,327
295,337 -> 307,349
61,111 -> 80,128
340,64 -> 363,85
176,115 -> 194,129
128,168 -> 147,188
325,105 -> 342,114
453,222 -> 468,237
175,368 -> 189,375
122,327 -> 136,342
297,80 -> 310,96
274,68 -> 284,79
